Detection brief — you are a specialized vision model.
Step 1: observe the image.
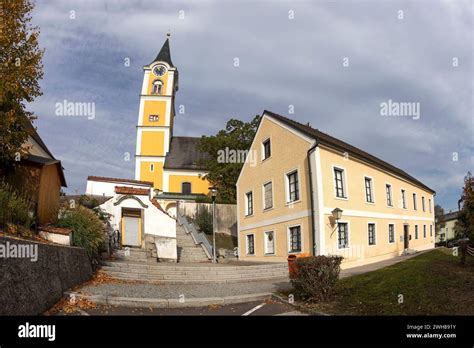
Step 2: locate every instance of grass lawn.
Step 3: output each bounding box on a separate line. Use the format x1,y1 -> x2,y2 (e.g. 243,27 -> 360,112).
301,249 -> 474,315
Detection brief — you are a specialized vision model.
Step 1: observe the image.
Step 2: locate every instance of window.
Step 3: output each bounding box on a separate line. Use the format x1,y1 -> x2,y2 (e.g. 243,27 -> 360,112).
151,80 -> 163,94
415,225 -> 419,239
423,225 -> 426,238
429,199 -> 432,213
413,193 -> 417,210
262,139 -> 271,160
430,224 -> 433,236
365,177 -> 374,203
263,182 -> 273,210
334,168 -> 346,198
246,234 -> 255,255
337,222 -> 349,249
287,170 -> 299,202
388,224 -> 395,243
401,189 -> 407,209
245,191 -> 253,216
181,182 -> 191,194
149,163 -> 154,172
386,184 -> 393,206
422,196 -> 425,212
264,231 -> 275,255
368,223 -> 376,246
289,226 -> 302,253
148,114 -> 159,122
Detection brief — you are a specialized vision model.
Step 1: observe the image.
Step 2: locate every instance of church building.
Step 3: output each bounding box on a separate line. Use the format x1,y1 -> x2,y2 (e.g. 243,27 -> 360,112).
134,38 -> 210,199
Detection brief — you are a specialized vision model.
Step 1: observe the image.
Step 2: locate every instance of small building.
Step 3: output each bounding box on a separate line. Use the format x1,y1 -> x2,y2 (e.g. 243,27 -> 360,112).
3,119 -> 67,225
86,176 -> 177,261
435,211 -> 459,243
236,111 -> 436,268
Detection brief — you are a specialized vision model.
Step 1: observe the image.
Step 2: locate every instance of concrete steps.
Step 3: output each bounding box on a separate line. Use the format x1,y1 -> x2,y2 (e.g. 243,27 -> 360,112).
175,223 -> 209,263
99,260 -> 289,283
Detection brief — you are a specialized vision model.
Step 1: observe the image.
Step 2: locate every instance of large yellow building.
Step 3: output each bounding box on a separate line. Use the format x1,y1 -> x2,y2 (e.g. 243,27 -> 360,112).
134,38 -> 209,198
237,111 -> 436,268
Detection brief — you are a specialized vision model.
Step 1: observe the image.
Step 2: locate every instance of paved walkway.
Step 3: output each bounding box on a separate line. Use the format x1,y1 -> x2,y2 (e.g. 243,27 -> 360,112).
339,249 -> 431,278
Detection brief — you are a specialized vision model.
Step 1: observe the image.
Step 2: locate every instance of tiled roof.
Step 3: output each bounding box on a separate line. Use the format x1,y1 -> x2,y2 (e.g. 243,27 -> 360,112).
440,211 -> 459,221
115,186 -> 150,195
163,136 -> 210,170
264,110 -> 435,194
39,225 -> 72,236
87,176 -> 153,186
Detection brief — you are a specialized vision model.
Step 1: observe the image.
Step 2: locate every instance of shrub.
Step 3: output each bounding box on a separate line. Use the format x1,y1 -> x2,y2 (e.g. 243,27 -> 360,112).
291,255 -> 343,302
0,180 -> 34,229
194,205 -> 213,235
57,206 -> 106,259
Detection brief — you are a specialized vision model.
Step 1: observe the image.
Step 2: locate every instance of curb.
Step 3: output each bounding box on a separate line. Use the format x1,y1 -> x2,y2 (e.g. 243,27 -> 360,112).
64,291 -> 273,308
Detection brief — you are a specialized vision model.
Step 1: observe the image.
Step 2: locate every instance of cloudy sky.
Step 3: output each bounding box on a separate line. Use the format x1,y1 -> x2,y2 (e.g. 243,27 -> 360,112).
29,0 -> 472,211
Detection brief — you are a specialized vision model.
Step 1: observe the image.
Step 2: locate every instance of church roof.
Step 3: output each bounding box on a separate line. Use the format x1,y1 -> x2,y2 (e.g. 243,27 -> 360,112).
150,38 -> 174,67
164,136 -> 209,171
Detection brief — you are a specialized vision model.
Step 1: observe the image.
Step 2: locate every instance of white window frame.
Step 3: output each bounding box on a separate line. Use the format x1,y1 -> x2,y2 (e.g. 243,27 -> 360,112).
429,198 -> 432,213
388,223 -> 396,244
364,175 -> 375,204
264,230 -> 276,255
332,165 -> 348,200
367,222 -> 377,246
336,220 -> 350,250
150,163 -> 154,172
422,196 -> 426,212
430,224 -> 433,237
246,233 -> 255,256
262,180 -> 274,211
261,137 -> 272,161
414,225 -> 419,239
245,191 -> 253,216
385,182 -> 393,207
413,192 -> 417,211
423,224 -> 426,238
285,168 -> 301,204
287,224 -> 303,254
401,189 -> 407,209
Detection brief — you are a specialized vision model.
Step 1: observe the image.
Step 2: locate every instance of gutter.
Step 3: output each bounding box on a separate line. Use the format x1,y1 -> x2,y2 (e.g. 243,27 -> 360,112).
306,141 -> 318,256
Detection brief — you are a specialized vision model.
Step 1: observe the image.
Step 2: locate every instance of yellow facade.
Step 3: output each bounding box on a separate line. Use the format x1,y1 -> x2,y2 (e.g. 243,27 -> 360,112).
142,101 -> 167,126
140,161 -> 164,188
168,174 -> 209,194
140,131 -> 165,156
237,113 -> 435,267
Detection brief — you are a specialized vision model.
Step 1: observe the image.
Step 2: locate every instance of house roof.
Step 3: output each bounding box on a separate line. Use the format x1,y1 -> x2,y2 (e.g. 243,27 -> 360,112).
115,186 -> 150,195
150,38 -> 174,67
22,117 -> 67,187
264,110 -> 435,194
87,175 -> 153,187
163,136 -> 209,171
441,211 -> 459,222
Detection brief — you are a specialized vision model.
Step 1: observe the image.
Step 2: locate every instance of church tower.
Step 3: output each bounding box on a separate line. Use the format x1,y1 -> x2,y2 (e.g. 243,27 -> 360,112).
135,37 -> 179,189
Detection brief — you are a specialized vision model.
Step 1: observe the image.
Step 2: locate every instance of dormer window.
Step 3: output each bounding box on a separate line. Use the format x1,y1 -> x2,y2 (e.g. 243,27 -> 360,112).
152,80 -> 163,94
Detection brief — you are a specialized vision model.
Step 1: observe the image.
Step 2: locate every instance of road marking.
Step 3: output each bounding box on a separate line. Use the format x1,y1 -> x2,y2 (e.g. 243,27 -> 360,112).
242,303 -> 266,316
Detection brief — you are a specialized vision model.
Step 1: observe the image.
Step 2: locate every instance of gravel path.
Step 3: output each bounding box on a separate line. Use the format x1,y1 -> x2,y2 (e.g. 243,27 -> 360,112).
79,279 -> 291,299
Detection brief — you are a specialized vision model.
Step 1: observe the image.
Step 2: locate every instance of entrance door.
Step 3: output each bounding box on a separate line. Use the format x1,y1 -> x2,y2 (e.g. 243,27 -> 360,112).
403,225 -> 409,249
122,209 -> 141,247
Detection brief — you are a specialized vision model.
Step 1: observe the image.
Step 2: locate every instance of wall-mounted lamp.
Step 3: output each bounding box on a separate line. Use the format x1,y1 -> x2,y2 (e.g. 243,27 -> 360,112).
331,207 -> 343,221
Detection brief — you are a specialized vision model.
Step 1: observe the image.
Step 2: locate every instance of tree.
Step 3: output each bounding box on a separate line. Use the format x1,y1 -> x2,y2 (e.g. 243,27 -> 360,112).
454,172 -> 474,265
0,0 -> 44,168
197,115 -> 261,203
434,204 -> 446,237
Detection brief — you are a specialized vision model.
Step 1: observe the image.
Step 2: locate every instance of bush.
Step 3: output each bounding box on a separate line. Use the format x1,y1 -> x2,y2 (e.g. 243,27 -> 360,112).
57,206 -> 106,259
0,180 -> 34,229
291,255 -> 343,302
194,205 -> 213,235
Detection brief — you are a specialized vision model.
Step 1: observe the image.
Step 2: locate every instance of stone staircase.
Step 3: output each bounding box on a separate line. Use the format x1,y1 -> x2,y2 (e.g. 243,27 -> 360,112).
99,258 -> 289,283
176,223 -> 210,263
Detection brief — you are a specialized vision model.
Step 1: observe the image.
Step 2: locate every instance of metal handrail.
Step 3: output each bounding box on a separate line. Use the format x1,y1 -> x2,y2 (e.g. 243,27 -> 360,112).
176,212 -> 213,259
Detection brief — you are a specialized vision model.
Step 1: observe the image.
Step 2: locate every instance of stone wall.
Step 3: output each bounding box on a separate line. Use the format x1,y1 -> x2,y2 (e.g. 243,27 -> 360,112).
178,202 -> 237,237
0,236 -> 93,315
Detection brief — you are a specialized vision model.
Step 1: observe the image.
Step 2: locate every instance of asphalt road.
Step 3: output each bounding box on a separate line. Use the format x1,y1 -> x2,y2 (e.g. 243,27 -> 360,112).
57,298 -> 306,316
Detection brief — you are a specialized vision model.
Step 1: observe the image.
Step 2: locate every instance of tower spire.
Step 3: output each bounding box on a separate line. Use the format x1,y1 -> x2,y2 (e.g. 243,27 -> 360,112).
151,33 -> 174,67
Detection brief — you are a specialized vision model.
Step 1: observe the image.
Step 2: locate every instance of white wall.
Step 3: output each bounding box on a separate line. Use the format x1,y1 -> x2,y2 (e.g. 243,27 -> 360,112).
86,180 -> 151,197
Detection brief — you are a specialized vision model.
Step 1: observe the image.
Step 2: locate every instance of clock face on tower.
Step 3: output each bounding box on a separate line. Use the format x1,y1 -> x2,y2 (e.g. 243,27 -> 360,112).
152,65 -> 167,76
